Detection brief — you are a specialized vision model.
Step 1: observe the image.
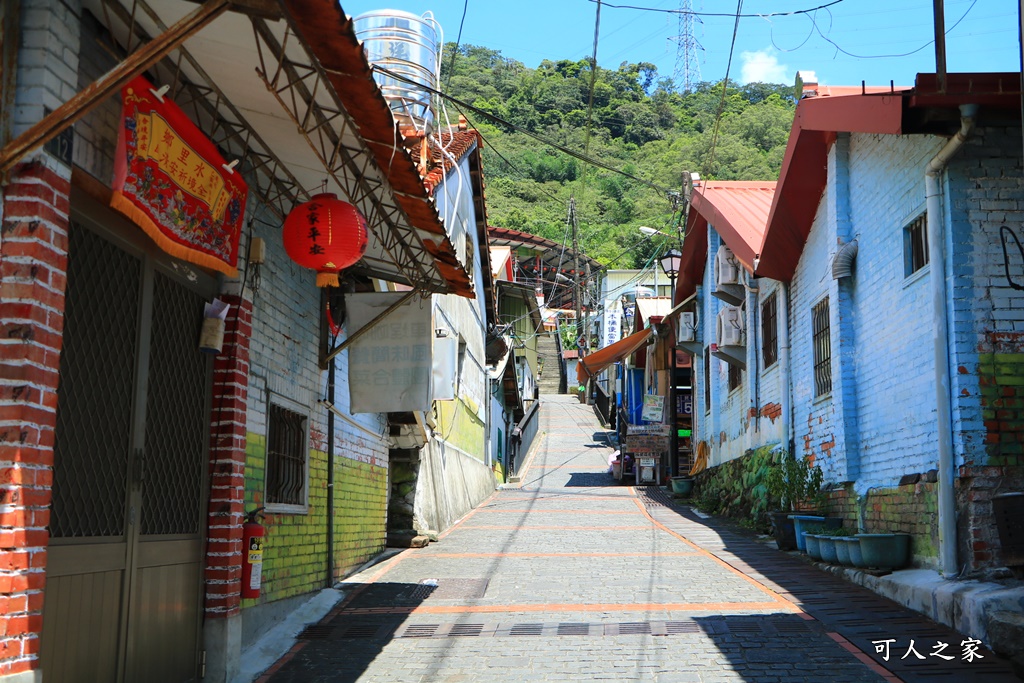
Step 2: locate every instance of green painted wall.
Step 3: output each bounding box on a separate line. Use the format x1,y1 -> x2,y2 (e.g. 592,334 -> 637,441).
242,432 -> 388,606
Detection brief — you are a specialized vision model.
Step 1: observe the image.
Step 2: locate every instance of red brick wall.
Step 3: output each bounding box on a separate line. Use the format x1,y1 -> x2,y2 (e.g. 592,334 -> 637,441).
0,161 -> 70,677
956,465 -> 1024,572
204,294 -> 252,617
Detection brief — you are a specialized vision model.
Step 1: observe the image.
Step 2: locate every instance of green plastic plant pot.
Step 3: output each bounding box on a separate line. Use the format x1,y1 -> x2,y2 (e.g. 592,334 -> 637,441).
848,537 -> 867,568
856,533 -> 911,570
670,477 -> 693,496
834,537 -> 854,566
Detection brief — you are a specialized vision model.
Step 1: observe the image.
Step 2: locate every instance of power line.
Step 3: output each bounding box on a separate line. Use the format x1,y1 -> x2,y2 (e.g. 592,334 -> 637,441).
368,64 -> 673,196
702,0 -> 742,178
591,0 -> 845,18
443,0 -> 470,91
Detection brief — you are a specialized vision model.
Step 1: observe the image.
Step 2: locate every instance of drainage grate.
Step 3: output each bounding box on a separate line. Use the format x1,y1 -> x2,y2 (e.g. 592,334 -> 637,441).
665,621 -> 702,634
297,625 -> 335,640
508,623 -> 544,636
448,623 -> 485,637
400,624 -> 440,638
773,621 -> 812,633
726,622 -> 762,634
557,622 -> 590,636
617,622 -> 652,635
334,622 -> 395,639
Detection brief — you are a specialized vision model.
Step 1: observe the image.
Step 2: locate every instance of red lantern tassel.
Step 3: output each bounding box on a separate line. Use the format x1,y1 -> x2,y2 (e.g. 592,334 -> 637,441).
316,272 -> 341,288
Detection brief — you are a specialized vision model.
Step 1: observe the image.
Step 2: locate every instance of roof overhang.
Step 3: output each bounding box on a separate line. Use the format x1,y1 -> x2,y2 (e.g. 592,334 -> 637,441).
756,73 -> 1022,282
70,0 -> 473,295
577,327 -> 653,384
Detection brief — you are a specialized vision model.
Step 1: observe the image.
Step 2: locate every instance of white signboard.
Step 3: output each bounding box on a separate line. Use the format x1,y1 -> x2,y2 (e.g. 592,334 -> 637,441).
347,293 -> 432,413
603,299 -> 622,348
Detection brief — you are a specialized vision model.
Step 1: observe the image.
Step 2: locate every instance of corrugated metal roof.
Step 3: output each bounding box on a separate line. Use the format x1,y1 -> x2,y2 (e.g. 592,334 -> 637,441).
677,181 -> 775,302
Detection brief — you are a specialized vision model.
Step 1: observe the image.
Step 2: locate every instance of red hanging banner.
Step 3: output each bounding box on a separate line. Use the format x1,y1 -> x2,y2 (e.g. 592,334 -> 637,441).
112,75 -> 247,276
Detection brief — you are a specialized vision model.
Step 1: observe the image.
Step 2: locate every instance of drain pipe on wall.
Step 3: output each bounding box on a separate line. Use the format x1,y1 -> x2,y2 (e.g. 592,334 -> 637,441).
927,103 -> 977,578
778,281 -> 793,458
325,356 -> 336,589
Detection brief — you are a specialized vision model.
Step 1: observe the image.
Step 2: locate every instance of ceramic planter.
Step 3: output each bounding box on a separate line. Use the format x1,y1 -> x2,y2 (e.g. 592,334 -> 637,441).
847,537 -> 866,568
670,477 -> 694,496
804,533 -> 823,561
818,535 -> 838,564
856,533 -> 911,569
770,512 -> 797,551
833,537 -> 855,566
789,515 -> 843,552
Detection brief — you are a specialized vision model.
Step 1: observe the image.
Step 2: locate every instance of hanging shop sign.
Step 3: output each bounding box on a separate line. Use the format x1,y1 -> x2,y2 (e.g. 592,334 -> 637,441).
112,75 -> 247,276
347,292 -> 432,414
282,193 -> 368,287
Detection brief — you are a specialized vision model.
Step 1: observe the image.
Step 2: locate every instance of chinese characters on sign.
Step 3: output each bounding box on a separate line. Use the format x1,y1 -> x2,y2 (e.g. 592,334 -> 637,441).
603,300 -> 622,348
871,638 -> 985,663
347,293 -> 433,413
112,75 -> 246,275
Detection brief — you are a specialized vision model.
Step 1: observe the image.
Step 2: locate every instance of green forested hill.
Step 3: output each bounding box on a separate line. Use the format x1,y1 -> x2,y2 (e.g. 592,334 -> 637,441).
438,44 -> 795,269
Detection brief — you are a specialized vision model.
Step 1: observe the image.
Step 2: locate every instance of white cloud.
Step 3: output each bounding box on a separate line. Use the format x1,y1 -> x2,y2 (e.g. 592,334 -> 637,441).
740,49 -> 789,84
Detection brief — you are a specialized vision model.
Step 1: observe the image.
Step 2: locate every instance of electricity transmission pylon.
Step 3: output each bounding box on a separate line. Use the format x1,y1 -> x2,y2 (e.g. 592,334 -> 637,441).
672,0 -> 703,93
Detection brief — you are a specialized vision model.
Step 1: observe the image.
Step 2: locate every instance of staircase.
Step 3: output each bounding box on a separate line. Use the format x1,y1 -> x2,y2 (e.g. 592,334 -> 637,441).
536,331 -> 563,395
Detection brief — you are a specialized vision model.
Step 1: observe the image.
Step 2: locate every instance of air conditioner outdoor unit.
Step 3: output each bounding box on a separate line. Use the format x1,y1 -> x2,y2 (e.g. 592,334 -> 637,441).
716,246 -> 740,286
716,305 -> 745,347
677,311 -> 696,342
712,245 -> 745,306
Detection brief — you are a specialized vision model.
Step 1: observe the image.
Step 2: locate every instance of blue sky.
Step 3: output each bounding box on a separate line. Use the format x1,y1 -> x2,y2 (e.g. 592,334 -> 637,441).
340,0 -> 1019,89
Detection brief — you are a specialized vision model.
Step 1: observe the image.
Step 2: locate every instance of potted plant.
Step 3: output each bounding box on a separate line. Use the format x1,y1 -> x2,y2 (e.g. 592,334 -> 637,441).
829,527 -> 857,566
803,523 -> 827,561
856,533 -> 912,570
766,455 -> 827,551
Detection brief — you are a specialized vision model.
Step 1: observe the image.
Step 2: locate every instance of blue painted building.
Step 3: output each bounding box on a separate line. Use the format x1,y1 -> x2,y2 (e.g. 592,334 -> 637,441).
682,73 -> 1024,575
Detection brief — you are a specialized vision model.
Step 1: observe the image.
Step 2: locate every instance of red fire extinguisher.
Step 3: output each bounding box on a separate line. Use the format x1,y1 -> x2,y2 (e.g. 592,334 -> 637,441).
241,507 -> 265,599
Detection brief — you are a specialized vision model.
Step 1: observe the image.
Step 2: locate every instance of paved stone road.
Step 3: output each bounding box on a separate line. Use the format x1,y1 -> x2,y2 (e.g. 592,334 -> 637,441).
260,395 -> 1019,683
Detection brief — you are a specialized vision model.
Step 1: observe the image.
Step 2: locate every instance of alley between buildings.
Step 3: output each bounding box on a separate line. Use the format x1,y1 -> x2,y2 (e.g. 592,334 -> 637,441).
258,395 -> 1019,683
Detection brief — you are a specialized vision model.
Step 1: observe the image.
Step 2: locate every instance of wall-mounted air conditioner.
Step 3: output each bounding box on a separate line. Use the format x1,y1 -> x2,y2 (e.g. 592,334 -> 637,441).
716,246 -> 740,286
716,305 -> 745,347
677,311 -> 696,342
712,245 -> 744,305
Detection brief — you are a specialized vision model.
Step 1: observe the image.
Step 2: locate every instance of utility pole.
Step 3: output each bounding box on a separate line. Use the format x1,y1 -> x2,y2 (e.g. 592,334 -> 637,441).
570,196 -> 582,334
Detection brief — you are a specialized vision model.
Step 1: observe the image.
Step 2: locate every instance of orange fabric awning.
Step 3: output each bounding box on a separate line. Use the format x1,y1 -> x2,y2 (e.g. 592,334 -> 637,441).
577,328 -> 654,384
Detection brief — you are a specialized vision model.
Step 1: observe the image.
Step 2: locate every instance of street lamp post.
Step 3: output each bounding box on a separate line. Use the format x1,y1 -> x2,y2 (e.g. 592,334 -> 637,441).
659,248 -> 682,479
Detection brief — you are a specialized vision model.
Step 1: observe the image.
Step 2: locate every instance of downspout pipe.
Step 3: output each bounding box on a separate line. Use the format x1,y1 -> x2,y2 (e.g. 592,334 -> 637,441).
779,282 -> 792,458
927,103 -> 977,578
325,356 -> 336,588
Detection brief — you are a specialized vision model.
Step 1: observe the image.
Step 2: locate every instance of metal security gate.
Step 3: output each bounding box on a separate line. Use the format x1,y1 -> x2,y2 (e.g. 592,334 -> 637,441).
40,206 -> 212,683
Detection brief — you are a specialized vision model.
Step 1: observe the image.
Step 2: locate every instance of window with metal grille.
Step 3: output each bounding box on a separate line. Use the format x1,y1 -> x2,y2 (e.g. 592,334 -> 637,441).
266,403 -> 308,509
728,363 -> 742,392
904,214 -> 929,276
812,298 -> 832,398
704,349 -> 711,413
762,292 -> 778,369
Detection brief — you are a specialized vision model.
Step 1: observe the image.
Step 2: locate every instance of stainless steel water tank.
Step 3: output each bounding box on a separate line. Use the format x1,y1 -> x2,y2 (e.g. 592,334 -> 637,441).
353,9 -> 438,130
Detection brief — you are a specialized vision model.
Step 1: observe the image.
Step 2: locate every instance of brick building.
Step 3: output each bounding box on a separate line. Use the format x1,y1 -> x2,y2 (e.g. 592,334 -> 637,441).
0,1 -> 485,681
682,73 -> 1023,576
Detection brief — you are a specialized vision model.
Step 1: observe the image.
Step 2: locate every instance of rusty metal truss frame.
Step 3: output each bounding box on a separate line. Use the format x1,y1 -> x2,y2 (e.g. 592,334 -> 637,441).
249,16 -> 439,293
4,0 -> 448,292
92,0 -> 304,221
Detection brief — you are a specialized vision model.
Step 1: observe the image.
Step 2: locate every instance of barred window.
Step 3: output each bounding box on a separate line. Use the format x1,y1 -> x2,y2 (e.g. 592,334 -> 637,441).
728,363 -> 742,392
266,403 -> 308,510
704,349 -> 711,413
762,292 -> 778,369
812,298 -> 832,398
904,214 -> 929,277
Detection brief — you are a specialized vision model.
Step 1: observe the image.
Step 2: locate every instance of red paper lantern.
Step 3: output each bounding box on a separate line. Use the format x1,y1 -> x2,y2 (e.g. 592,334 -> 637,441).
282,193 -> 368,287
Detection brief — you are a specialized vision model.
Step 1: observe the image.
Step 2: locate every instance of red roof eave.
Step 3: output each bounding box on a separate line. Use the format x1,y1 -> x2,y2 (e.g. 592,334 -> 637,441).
755,88 -> 906,282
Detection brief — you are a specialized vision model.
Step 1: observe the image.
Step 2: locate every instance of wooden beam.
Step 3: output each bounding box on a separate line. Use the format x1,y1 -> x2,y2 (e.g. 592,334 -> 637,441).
0,0 -> 230,174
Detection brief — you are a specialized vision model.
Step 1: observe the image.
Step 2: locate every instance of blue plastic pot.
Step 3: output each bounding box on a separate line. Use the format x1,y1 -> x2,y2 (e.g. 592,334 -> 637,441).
848,537 -> 867,568
834,537 -> 854,566
818,535 -> 838,564
804,533 -> 823,560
